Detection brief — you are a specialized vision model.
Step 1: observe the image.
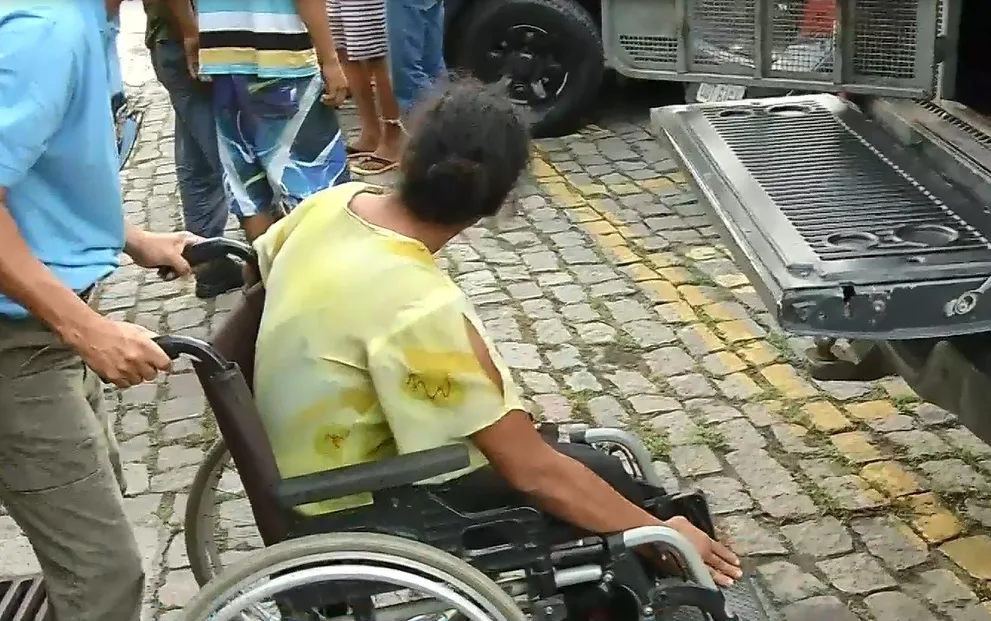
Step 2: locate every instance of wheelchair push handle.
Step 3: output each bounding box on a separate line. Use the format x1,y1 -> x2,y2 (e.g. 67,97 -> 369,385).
157,237 -> 258,281
153,335 -> 230,374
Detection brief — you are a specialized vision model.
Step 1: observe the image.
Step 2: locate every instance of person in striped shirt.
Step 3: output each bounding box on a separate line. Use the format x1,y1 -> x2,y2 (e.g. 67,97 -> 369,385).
165,0 -> 351,241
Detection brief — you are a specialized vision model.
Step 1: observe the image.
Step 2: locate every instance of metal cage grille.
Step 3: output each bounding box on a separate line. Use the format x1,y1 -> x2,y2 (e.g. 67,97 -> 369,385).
605,0 -> 941,97
689,0 -> 758,69
851,0 -> 920,79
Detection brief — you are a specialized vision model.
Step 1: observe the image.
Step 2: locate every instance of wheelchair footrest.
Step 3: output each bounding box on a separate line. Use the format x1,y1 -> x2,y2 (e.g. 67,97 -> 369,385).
661,576 -> 773,621
0,575 -> 48,621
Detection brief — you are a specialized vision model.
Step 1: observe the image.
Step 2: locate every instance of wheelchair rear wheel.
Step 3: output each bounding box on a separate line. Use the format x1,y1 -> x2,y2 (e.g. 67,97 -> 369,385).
180,532 -> 527,621
185,439 -> 262,585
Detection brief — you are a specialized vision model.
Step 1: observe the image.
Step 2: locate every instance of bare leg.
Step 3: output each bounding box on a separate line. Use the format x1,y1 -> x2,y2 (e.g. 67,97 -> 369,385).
352,58 -> 405,174
241,213 -> 276,242
339,49 -> 381,153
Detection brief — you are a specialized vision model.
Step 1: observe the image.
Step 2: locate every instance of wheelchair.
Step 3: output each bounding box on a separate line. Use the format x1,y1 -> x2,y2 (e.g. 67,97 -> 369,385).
168,239 -> 773,621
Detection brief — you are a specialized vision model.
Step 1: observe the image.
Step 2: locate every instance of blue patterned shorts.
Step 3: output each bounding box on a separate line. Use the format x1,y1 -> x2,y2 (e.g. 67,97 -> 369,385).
213,74 -> 350,219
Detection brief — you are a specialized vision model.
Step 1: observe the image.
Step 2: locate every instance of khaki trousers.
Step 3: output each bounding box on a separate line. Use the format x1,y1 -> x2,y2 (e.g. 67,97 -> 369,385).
0,316 -> 143,621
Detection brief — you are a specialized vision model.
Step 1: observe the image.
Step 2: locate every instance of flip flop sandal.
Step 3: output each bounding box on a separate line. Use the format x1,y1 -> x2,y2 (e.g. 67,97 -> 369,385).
346,143 -> 373,159
350,154 -> 399,176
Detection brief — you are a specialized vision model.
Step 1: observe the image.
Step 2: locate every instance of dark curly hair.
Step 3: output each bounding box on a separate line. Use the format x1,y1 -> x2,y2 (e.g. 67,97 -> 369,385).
397,78 -> 531,227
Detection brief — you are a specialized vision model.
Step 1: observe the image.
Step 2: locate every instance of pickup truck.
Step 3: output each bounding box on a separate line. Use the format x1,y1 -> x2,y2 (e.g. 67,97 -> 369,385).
651,0 -> 991,444
443,0 -> 884,136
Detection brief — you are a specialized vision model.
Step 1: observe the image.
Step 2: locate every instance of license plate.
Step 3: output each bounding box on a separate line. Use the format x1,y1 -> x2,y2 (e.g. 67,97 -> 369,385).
697,83 -> 748,103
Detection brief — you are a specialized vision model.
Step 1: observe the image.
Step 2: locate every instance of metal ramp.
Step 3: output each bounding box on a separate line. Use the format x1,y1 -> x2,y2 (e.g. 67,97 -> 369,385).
653,93 -> 991,340
0,576 -> 48,621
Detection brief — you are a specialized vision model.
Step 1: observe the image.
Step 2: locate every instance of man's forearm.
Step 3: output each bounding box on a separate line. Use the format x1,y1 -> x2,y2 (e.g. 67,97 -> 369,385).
294,0 -> 337,67
162,0 -> 198,40
0,193 -> 102,342
123,223 -> 150,259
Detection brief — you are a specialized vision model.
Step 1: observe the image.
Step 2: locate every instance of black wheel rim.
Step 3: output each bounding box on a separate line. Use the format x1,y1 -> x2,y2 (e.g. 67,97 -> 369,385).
472,24 -> 570,113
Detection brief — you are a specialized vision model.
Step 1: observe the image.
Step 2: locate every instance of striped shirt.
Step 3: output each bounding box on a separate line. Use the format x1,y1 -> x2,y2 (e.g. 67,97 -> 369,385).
197,0 -> 318,78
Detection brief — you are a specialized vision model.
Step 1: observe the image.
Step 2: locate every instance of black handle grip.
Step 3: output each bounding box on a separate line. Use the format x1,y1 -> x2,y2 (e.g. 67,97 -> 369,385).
153,335 -> 229,374
158,238 -> 258,281
568,428 -> 588,444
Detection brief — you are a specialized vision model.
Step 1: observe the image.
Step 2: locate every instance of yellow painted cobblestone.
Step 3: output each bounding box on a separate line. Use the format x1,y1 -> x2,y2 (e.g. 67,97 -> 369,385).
655,301 -> 699,324
737,341 -> 780,367
941,536 -> 991,580
761,364 -> 818,399
681,324 -> 726,353
641,280 -> 681,303
647,252 -> 680,268
713,273 -> 751,288
802,401 -> 853,433
707,351 -> 748,374
678,285 -> 712,307
903,493 -> 964,543
845,400 -> 899,422
715,320 -> 763,344
860,461 -> 924,497
583,220 -> 619,236
657,266 -> 694,285
622,263 -> 662,282
830,431 -> 883,464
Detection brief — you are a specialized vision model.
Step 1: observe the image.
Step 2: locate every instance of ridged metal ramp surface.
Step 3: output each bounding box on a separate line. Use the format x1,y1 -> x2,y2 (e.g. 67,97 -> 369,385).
653,94 -> 991,340
0,576 -> 48,621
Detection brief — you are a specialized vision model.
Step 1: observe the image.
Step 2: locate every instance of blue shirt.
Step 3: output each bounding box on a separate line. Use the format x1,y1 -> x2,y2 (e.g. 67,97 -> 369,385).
0,1 -> 123,317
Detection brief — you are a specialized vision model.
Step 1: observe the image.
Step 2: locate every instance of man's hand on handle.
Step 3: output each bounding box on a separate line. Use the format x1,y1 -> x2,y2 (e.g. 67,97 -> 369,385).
65,316 -> 172,389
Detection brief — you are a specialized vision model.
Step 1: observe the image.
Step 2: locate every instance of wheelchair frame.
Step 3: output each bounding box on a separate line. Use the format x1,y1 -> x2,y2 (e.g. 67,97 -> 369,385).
165,238 -> 752,621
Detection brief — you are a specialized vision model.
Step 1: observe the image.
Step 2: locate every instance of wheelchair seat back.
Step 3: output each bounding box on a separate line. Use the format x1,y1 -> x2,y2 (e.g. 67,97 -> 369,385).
194,283 -> 294,545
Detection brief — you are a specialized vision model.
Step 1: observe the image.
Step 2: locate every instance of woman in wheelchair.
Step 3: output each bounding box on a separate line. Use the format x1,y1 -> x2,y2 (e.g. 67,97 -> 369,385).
250,78 -> 742,590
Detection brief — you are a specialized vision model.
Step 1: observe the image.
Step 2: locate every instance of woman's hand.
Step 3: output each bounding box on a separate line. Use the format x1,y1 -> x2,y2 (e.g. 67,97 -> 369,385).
664,515 -> 742,587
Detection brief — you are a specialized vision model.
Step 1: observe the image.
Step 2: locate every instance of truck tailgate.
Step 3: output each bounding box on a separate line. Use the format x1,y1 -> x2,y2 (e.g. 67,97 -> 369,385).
653,94 -> 991,340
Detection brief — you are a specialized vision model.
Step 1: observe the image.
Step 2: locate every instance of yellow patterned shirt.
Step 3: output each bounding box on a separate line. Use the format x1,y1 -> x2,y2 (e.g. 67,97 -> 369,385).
253,182 -> 525,515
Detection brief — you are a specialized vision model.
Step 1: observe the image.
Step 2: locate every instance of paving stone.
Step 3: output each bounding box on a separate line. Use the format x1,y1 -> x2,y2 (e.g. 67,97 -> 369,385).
587,396 -> 629,427
819,475 -> 888,510
940,536 -> 991,580
496,342 -> 543,370
885,430 -> 952,459
864,591 -> 934,621
771,424 -> 817,454
816,552 -> 897,594
717,514 -> 788,556
669,444 -> 722,477
912,568 -> 979,608
780,517 -> 853,559
715,418 -> 766,452
948,603 -> 991,621
860,461 -> 926,498
904,492 -> 964,544
756,560 -> 827,603
781,595 -> 859,621
918,459 -> 991,494
666,373 -> 716,398
695,476 -> 753,514
851,516 -> 929,570
643,346 -> 697,377
649,411 -> 702,446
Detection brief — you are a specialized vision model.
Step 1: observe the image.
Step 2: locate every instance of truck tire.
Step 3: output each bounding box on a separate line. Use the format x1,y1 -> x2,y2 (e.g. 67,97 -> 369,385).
453,0 -> 603,137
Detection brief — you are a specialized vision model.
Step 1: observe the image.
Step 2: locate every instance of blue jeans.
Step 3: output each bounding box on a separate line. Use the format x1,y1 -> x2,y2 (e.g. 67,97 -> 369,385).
387,0 -> 447,115
150,40 -> 229,238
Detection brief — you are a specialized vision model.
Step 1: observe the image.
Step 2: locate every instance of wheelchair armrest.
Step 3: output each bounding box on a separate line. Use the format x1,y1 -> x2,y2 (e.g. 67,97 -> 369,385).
275,444 -> 471,509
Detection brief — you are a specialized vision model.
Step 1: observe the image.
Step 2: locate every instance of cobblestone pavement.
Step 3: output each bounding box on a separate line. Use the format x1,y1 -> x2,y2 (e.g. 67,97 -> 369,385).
3,8 -> 991,621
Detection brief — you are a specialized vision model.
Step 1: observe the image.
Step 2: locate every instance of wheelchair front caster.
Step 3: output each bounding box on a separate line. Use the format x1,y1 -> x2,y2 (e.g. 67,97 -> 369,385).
650,578 -> 737,621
